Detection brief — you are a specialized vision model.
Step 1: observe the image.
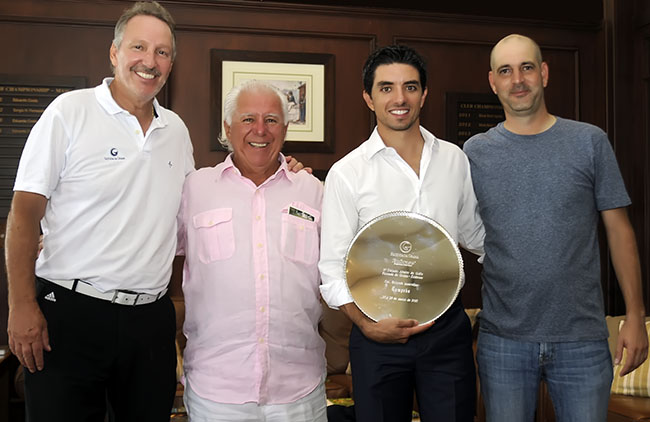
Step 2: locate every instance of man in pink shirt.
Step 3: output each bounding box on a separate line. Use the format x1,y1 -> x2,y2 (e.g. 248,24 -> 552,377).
176,80 -> 327,422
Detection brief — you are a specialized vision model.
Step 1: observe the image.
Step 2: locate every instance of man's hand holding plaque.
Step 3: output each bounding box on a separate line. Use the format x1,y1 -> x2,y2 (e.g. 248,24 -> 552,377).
340,303 -> 435,343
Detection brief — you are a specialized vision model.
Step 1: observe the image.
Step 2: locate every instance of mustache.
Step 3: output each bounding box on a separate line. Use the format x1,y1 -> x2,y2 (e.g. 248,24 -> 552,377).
130,65 -> 161,77
510,83 -> 529,93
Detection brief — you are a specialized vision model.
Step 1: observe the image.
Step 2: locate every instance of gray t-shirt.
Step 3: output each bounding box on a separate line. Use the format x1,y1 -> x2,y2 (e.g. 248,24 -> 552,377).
464,117 -> 630,342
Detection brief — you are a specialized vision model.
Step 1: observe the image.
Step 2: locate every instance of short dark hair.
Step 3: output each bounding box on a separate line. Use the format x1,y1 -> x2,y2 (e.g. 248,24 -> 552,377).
362,45 -> 427,95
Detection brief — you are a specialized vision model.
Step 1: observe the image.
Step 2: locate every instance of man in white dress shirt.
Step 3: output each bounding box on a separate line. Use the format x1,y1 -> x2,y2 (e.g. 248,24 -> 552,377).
318,45 -> 485,422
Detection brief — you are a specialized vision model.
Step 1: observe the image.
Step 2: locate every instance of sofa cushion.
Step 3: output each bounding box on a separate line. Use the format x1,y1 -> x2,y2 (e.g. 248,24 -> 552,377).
326,374 -> 354,399
608,394 -> 650,422
319,301 -> 353,375
611,320 -> 650,397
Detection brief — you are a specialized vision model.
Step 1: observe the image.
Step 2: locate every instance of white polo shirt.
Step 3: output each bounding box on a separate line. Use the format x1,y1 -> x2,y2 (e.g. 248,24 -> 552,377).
14,78 -> 195,294
318,126 -> 485,308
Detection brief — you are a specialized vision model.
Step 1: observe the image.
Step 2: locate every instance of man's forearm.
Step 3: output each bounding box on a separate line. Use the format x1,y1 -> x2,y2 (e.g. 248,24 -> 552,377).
611,248 -> 645,320
340,302 -> 371,329
602,208 -> 645,318
5,192 -> 47,306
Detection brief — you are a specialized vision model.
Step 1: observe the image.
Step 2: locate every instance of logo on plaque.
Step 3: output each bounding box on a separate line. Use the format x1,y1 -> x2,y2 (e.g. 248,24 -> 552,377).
399,241 -> 412,254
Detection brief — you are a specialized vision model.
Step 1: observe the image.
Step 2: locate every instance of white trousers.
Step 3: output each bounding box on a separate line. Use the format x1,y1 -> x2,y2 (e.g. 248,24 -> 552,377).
183,379 -> 328,422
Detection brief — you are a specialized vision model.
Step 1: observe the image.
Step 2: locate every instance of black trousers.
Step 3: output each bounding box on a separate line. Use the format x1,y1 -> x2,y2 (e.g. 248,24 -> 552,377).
24,278 -> 177,422
349,300 -> 476,422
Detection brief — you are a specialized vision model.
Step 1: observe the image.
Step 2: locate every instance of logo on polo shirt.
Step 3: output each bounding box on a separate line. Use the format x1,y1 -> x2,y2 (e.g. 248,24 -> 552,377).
104,147 -> 126,161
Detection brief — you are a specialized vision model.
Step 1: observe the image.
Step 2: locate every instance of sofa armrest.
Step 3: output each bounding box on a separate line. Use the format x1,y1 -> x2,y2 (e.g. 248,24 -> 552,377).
326,374 -> 353,399
608,394 -> 650,422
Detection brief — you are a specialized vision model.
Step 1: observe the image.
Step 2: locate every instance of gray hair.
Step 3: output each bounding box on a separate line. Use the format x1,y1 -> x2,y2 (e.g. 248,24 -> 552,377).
219,80 -> 290,151
111,1 -> 176,72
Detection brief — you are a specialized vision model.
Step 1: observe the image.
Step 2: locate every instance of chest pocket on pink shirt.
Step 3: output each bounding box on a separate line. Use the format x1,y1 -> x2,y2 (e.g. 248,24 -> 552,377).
281,202 -> 320,264
192,208 -> 235,263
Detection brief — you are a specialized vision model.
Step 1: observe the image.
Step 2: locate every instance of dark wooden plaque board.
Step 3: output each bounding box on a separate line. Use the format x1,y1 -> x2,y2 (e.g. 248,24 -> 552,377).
445,92 -> 505,148
0,75 -> 86,217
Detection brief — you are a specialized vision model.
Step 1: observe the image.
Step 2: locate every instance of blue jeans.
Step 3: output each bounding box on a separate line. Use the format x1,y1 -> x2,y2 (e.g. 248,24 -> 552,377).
476,331 -> 613,422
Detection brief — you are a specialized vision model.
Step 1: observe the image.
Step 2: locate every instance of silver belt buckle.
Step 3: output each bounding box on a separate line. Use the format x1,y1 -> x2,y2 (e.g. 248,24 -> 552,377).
111,290 -> 139,306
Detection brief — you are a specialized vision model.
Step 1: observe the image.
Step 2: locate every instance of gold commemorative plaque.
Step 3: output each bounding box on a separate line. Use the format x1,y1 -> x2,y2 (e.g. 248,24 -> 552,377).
344,211 -> 463,325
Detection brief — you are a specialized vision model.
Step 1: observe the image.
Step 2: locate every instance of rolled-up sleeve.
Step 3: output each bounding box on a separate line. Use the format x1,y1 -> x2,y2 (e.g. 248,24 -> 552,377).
318,168 -> 358,309
457,155 -> 485,259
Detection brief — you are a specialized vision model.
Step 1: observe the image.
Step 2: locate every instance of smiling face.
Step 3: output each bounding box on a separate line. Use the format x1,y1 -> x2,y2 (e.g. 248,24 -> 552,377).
489,35 -> 548,119
225,87 -> 288,185
363,63 -> 427,135
109,14 -> 173,109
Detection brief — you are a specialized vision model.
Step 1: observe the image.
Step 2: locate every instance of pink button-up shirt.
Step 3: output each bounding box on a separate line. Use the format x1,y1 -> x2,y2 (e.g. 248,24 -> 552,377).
177,154 -> 325,405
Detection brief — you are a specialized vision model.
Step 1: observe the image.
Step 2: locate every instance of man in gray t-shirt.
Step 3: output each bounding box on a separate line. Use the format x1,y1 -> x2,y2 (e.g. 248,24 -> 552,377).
463,33 -> 647,422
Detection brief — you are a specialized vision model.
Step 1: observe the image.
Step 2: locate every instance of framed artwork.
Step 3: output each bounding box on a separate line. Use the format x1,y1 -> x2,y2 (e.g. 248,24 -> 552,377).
210,49 -> 335,153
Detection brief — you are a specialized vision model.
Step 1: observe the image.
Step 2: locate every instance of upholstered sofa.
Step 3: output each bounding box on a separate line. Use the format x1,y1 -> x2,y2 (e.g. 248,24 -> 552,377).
8,302 -> 650,422
604,316 -> 650,422
317,308 -> 650,422
14,299 -> 642,421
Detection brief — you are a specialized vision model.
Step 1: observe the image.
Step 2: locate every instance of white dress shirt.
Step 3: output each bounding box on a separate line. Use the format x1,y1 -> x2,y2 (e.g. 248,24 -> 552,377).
318,126 -> 484,308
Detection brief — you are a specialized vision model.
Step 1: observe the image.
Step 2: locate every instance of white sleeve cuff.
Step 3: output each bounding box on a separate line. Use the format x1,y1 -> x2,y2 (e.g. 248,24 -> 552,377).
319,281 -> 354,310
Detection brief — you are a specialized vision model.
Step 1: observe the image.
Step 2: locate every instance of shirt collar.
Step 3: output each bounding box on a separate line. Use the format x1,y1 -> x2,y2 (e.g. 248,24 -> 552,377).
362,125 -> 439,160
95,77 -> 166,125
216,152 -> 292,184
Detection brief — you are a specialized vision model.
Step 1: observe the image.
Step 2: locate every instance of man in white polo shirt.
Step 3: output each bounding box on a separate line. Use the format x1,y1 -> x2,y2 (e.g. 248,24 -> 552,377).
5,2 -> 194,421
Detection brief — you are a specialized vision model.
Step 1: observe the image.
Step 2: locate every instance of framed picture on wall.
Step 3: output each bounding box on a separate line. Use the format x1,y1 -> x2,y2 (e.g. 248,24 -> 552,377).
210,49 -> 335,153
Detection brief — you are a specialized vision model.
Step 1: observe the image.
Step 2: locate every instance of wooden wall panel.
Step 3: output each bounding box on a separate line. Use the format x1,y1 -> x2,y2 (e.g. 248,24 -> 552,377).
398,39 -> 496,137
603,0 -> 650,315
1,0 -> 645,328
169,30 -> 375,172
395,38 -> 581,136
0,22 -> 111,87
0,1 -> 608,168
390,37 -> 583,306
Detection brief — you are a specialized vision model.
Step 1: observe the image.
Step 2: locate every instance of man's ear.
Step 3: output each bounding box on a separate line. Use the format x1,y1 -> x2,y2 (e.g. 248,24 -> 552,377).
362,90 -> 375,112
488,71 -> 497,94
280,123 -> 288,143
109,43 -> 118,69
420,87 -> 428,108
541,61 -> 549,88
223,121 -> 231,140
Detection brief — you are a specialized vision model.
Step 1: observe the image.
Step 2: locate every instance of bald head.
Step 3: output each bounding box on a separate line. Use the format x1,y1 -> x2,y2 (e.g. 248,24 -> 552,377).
487,33 -> 550,126
490,34 -> 543,71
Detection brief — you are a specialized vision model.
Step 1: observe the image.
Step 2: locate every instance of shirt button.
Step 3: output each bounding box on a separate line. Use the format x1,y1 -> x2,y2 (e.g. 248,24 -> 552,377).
260,274 -> 265,280
255,216 -> 261,221
259,338 -> 264,344
257,243 -> 263,248
299,225 -> 304,231
135,130 -> 141,135
260,306 -> 265,313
